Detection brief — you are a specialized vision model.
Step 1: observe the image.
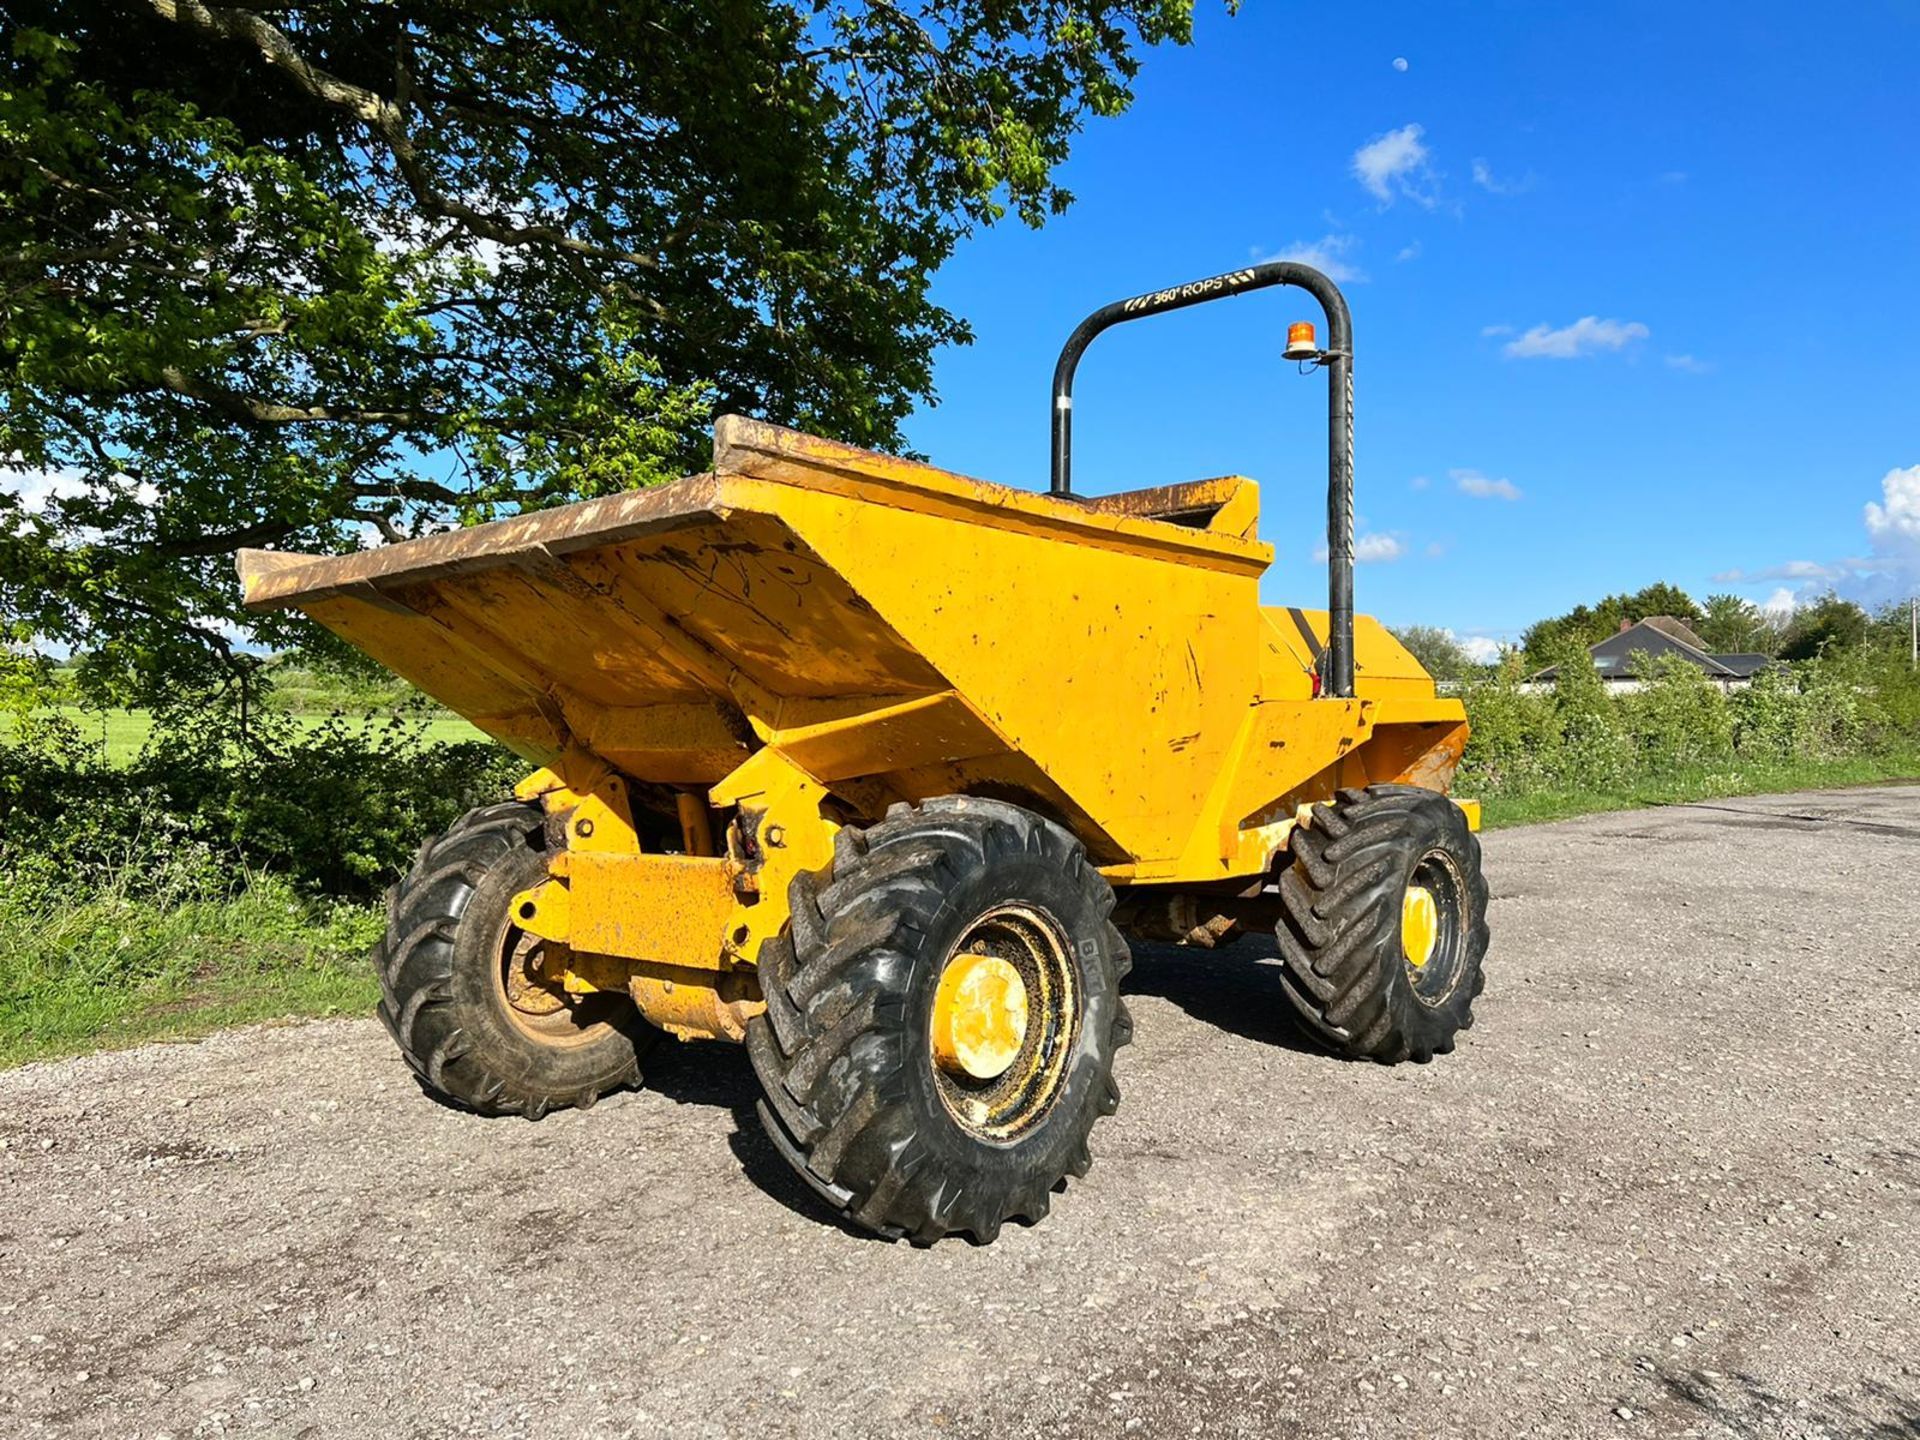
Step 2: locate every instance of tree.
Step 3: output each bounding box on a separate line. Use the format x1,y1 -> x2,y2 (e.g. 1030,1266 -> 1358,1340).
1866,599 -> 1920,658
1390,625 -> 1479,682
2,0 -> 1206,706
1521,582 -> 1703,667
1695,593 -> 1771,654
1778,594 -> 1869,661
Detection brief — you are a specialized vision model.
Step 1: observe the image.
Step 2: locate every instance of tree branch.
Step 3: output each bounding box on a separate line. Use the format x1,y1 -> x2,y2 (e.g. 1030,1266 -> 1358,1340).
351,476 -> 467,505
147,519 -> 299,557
154,367 -> 425,424
145,0 -> 402,132
144,1 -> 667,274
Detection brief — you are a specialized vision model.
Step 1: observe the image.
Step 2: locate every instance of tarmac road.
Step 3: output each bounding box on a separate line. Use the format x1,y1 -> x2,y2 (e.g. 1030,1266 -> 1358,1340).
3,785 -> 1918,1439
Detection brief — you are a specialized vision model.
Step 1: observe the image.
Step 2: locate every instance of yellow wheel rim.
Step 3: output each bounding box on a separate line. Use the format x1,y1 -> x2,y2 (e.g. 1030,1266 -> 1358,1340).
931,951 -> 1031,1081
1401,885 -> 1439,969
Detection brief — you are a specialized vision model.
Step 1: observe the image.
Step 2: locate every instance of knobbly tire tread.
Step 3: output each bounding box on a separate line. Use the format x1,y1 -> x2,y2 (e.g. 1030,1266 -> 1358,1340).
1275,784 -> 1490,1064
373,801 -> 652,1118
748,797 -> 1131,1245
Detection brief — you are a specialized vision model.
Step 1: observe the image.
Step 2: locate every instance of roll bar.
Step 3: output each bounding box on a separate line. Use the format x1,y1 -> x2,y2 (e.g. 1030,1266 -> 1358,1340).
1048,262 -> 1356,698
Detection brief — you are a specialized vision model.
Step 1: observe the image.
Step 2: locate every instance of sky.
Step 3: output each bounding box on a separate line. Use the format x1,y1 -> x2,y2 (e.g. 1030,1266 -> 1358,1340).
903,0 -> 1920,657
8,2 -> 1916,665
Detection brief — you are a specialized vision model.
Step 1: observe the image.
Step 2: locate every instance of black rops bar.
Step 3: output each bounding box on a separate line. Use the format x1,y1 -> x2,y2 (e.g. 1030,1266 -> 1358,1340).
1048,262 -> 1357,700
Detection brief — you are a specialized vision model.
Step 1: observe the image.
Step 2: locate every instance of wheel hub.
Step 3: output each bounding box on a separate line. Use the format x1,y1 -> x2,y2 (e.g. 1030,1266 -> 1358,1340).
1401,885 -> 1439,969
931,951 -> 1031,1081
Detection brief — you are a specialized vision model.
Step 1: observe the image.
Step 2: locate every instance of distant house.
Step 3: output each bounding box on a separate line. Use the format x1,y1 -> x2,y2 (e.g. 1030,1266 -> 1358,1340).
1530,616 -> 1774,690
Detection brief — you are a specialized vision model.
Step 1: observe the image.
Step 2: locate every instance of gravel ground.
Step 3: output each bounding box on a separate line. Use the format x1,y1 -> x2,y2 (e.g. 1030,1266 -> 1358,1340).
3,785 -> 1918,1440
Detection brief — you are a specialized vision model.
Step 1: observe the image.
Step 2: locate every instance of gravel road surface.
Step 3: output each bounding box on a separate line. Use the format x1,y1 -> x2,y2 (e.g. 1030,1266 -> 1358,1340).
3,786 -> 1918,1439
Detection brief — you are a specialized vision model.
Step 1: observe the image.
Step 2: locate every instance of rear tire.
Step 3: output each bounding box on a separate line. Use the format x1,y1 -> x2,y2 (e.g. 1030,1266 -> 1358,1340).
748,797 -> 1132,1244
1275,785 -> 1489,1064
374,801 -> 653,1118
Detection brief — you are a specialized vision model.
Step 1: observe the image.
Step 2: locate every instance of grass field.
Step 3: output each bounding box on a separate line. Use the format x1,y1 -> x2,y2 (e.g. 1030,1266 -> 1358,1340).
37,705 -> 486,765
1477,749 -> 1920,828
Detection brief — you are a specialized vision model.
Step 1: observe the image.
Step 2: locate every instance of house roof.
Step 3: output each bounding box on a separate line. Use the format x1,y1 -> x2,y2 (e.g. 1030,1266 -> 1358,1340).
1585,622 -> 1738,677
1530,617 -> 1776,682
1636,615 -> 1711,650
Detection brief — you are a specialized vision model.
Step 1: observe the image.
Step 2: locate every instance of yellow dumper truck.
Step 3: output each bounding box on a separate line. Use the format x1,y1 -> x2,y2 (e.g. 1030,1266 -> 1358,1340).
239,263 -> 1489,1244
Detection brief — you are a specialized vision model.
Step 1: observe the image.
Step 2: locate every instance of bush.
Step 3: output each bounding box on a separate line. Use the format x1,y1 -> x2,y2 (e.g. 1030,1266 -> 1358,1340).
1545,641 -> 1637,790
1859,652 -> 1920,748
256,657 -> 439,716
1456,644 -> 1639,795
0,707 -> 518,900
1457,671 -> 1558,793
0,818 -> 382,1065
1459,644 -> 1916,800
1727,664 -> 1806,760
1726,658 -> 1866,761
1622,656 -> 1733,766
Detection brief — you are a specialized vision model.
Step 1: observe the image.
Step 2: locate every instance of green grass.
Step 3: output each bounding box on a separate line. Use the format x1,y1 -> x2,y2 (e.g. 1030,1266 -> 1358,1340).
35,706 -> 485,765
1476,750 -> 1920,828
0,867 -> 381,1068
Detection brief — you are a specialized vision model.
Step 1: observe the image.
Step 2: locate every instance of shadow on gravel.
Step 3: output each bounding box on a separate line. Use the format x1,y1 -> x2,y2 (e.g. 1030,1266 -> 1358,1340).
644,1040 -> 879,1240
1658,1369 -> 1920,1437
623,936 -> 1334,1239
1123,936 -> 1328,1058
1669,800 -> 1920,843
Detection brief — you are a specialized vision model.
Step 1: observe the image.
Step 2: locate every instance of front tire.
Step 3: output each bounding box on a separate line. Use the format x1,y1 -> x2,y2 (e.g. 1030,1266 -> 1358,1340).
1275,785 -> 1489,1064
748,797 -> 1132,1244
374,801 -> 653,1118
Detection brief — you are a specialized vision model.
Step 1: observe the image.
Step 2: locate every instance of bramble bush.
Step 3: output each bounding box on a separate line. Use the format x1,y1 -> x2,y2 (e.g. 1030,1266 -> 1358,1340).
1621,656 -> 1734,767
0,817 -> 384,1064
1544,639 -> 1638,791
0,705 -> 518,900
1457,646 -> 1916,797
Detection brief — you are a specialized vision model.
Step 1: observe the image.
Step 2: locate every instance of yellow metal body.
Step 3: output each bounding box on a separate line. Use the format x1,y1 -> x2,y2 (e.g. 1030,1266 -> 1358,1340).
239,416 -> 1475,1042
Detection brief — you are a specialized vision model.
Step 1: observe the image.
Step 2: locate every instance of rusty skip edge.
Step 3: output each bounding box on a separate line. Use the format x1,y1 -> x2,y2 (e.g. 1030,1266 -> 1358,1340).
235,471 -> 730,613
236,417 -> 1274,614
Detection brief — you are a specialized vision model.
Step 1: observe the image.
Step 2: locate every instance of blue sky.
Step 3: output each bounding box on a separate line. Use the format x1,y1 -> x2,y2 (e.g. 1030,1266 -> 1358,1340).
904,0 -> 1920,653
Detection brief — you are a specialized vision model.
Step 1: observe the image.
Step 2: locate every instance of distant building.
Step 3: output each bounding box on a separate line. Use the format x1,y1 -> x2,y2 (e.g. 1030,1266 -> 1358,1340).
1530,616 -> 1774,690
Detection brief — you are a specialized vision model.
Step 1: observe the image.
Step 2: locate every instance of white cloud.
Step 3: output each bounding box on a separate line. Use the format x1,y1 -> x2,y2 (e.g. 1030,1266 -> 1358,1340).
1312,532 -> 1405,564
1392,56 -> 1410,72
1457,634 -> 1505,664
1717,463 -> 1920,613
1502,316 -> 1650,359
1470,159 -> 1530,195
1,465 -> 90,516
1257,234 -> 1363,283
1864,463 -> 1920,549
1665,353 -> 1714,374
1759,587 -> 1798,616
1711,559 -> 1843,583
1352,123 -> 1437,207
1396,241 -> 1422,263
371,193 -> 511,276
2,460 -> 160,539
1479,323 -> 1513,338
1451,468 -> 1522,501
